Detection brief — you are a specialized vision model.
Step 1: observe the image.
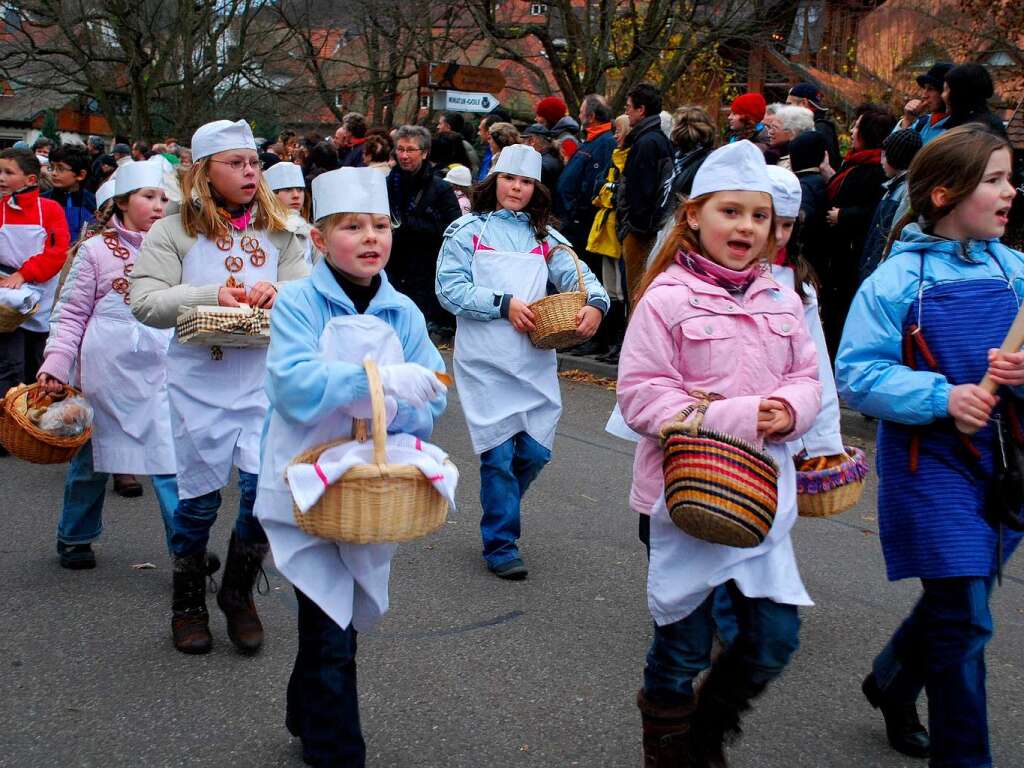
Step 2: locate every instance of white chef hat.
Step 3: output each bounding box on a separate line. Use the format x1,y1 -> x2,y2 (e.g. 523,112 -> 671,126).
114,159 -> 165,197
264,162 -> 305,191
690,140 -> 773,200
311,167 -> 390,223
95,178 -> 117,209
490,144 -> 542,183
765,165 -> 802,219
442,164 -> 472,188
191,119 -> 257,161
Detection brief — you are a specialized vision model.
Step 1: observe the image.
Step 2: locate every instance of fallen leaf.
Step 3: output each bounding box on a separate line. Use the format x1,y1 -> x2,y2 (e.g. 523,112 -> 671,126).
131,562 -> 157,570
558,368 -> 616,391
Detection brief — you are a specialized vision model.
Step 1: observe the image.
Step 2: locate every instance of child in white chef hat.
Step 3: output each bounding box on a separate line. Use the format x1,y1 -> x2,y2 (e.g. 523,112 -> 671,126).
265,161 -> 314,264
254,166 -> 448,767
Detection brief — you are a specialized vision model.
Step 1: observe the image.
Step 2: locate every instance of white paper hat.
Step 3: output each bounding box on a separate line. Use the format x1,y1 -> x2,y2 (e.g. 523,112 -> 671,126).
765,165 -> 802,219
95,178 -> 117,209
114,159 -> 165,197
490,144 -> 542,182
264,161 -> 305,191
690,140 -> 773,200
442,164 -> 472,187
311,167 -> 390,222
191,119 -> 257,161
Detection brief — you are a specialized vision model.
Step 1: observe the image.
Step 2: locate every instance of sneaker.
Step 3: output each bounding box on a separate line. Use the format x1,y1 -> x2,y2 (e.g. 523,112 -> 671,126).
490,558 -> 528,580
58,542 -> 96,570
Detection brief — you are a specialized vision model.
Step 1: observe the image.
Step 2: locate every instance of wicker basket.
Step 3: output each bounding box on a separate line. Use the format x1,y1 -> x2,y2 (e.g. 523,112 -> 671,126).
0,302 -> 37,333
0,383 -> 91,464
528,244 -> 587,350
796,446 -> 869,518
289,359 -> 450,544
660,392 -> 778,548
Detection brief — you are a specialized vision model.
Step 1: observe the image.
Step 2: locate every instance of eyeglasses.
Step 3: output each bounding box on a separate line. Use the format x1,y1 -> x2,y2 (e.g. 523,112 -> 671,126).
209,158 -> 261,172
396,146 -> 424,155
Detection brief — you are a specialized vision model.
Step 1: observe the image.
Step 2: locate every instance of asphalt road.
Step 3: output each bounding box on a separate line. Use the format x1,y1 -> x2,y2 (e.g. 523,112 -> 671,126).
3,375 -> 1023,767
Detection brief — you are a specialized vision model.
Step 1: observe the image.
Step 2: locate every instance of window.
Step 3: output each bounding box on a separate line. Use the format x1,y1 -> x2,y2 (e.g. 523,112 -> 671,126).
419,94 -> 431,109
530,4 -> 547,16
983,51 -> 1015,68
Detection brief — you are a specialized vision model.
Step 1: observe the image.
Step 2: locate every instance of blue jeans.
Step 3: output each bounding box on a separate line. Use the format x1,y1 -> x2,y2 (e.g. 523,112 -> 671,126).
56,440 -> 178,552
479,432 -> 551,568
643,581 -> 800,703
169,470 -> 265,557
288,588 -> 365,768
872,576 -> 995,768
711,585 -> 740,647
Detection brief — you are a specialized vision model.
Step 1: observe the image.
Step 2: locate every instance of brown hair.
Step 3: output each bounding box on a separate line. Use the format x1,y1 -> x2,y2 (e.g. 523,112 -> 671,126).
179,157 -> 288,239
487,122 -> 520,151
636,193 -> 777,300
884,124 -> 1012,257
670,106 -> 715,151
471,172 -> 555,239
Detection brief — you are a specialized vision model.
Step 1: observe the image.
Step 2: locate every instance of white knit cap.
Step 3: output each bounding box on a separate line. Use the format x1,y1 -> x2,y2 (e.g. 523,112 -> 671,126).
442,164 -> 472,187
765,165 -> 802,219
95,178 -> 117,209
264,161 -> 305,191
690,140 -> 773,200
490,144 -> 542,182
311,167 -> 390,222
191,119 -> 257,161
114,159 -> 165,197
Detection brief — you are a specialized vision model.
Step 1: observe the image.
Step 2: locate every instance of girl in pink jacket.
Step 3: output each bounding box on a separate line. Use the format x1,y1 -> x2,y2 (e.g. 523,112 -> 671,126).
37,161 -> 178,571
617,141 -> 821,767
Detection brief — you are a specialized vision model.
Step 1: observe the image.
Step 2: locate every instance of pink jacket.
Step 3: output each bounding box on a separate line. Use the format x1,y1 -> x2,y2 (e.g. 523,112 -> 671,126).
617,259 -> 822,516
40,217 -> 144,384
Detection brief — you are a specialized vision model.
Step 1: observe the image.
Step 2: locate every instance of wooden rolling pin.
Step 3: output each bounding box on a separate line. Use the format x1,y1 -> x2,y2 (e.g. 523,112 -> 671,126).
959,304 -> 1024,434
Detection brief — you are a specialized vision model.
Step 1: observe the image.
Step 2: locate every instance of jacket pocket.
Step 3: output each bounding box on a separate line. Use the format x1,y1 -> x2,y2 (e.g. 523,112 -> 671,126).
679,315 -> 739,374
763,312 -> 800,374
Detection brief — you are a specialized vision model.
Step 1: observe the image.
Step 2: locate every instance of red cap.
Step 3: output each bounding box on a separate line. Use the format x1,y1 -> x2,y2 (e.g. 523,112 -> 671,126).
730,93 -> 767,124
535,96 -> 568,127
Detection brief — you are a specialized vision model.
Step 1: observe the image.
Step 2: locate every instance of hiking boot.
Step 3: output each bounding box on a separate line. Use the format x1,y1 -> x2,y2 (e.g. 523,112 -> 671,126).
490,557 -> 528,580
172,552 -> 212,655
216,533 -> 269,655
112,474 -> 143,498
58,542 -> 96,570
862,673 -> 929,759
637,689 -> 701,767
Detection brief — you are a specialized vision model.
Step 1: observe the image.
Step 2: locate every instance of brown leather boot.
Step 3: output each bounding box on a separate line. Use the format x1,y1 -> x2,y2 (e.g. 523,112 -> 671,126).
216,533 -> 269,654
171,552 -> 212,654
637,689 -> 701,768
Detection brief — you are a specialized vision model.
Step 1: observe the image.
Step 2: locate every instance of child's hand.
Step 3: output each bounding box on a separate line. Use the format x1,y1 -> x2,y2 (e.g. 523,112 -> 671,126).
218,286 -> 248,307
949,384 -> 998,432
0,271 -> 26,289
826,207 -> 840,226
757,398 -> 794,437
575,305 -> 602,339
508,298 -> 536,333
986,348 -> 1024,387
247,281 -> 277,309
36,372 -> 65,395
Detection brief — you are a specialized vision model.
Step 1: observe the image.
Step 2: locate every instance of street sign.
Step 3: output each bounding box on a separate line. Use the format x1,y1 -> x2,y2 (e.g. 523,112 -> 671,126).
432,90 -> 501,114
428,63 -> 506,94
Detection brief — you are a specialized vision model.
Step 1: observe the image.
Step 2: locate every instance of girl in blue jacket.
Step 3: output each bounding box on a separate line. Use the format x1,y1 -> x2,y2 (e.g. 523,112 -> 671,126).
836,125 -> 1022,768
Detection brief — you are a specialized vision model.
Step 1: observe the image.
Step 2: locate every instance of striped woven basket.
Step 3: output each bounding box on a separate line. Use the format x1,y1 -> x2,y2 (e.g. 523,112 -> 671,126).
795,447 -> 869,518
659,393 -> 779,548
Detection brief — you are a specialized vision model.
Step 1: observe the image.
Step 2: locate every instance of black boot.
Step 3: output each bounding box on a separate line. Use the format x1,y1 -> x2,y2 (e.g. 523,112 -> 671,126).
172,552 -> 212,655
637,689 -> 701,768
216,533 -> 269,655
694,648 -> 769,767
862,673 -> 930,759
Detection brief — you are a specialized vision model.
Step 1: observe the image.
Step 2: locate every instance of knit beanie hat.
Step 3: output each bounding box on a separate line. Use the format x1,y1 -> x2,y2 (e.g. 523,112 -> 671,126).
789,130 -> 828,172
882,129 -> 923,171
730,93 -> 767,124
535,96 -> 568,126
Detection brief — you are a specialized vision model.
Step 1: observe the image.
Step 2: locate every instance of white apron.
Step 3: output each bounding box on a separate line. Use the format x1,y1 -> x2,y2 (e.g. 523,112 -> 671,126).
166,230 -> 279,499
255,314 -> 405,632
0,199 -> 58,333
79,288 -> 176,474
646,441 -> 813,626
453,225 -> 562,455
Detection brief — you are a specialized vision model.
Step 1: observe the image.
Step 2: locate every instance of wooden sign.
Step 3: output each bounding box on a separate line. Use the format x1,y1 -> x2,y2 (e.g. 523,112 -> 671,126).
427,63 -> 506,94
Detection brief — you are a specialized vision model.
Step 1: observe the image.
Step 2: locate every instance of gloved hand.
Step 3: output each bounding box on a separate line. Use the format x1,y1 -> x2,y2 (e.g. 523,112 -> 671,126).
345,394 -> 398,424
378,363 -> 446,407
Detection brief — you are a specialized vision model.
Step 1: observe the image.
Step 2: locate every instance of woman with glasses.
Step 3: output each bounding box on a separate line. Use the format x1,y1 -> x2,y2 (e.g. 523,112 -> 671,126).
131,119 -> 310,656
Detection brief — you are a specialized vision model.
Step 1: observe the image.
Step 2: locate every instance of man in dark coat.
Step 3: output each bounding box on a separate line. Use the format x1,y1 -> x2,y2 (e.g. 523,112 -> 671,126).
789,130 -> 830,279
386,125 -> 462,333
339,113 -> 368,168
788,83 -> 842,170
616,82 -> 673,309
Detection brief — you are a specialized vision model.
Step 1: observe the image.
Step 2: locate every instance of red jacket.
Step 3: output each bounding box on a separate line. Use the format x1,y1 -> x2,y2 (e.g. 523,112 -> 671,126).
2,187 -> 71,283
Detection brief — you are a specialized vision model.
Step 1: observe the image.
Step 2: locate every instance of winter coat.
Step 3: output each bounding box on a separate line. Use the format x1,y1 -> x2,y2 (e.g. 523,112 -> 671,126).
796,170 -> 828,277
42,187 -> 96,241
0,187 -> 71,284
554,124 -> 616,251
901,113 -> 949,145
826,155 -> 887,284
540,150 -> 563,195
813,115 -> 842,170
858,173 -> 910,282
617,256 -> 821,516
587,147 -> 627,259
39,216 -> 139,384
617,115 -> 673,238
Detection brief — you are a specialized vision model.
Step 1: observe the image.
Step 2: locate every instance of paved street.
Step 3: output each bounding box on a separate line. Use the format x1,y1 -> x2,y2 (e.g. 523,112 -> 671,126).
3,373 -> 1023,767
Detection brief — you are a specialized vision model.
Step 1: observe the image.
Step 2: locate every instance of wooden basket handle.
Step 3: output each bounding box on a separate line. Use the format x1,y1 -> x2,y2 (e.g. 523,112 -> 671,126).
363,358 -> 388,467
547,243 -> 585,294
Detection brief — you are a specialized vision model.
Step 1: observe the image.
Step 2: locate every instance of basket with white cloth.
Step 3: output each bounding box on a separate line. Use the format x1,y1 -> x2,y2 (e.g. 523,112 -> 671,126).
0,285 -> 40,333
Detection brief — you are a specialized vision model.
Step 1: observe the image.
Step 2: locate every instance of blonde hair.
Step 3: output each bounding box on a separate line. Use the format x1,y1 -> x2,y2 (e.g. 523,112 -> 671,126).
316,211 -> 392,236
179,156 -> 288,239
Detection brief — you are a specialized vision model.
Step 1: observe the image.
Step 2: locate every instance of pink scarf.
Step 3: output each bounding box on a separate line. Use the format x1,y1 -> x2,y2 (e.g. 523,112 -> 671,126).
677,250 -> 761,294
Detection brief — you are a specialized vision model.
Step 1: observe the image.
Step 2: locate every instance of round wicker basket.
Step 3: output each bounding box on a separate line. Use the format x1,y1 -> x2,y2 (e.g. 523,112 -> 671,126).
289,359 -> 450,544
0,302 -> 37,333
528,244 -> 587,350
796,446 -> 869,518
0,383 -> 91,464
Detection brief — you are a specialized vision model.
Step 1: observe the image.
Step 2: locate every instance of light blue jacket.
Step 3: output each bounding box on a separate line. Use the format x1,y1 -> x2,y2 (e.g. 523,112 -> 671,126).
435,209 -> 610,321
836,224 -> 1024,423
265,258 -> 446,438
